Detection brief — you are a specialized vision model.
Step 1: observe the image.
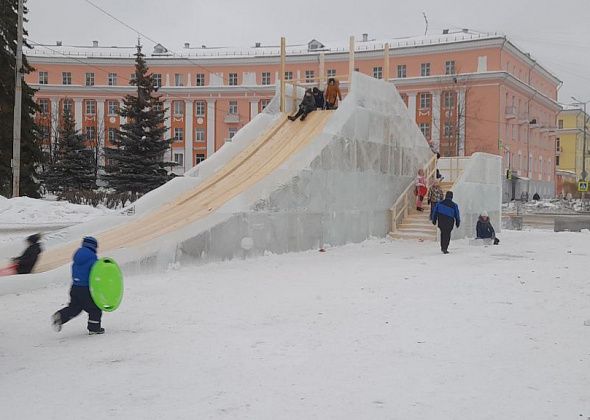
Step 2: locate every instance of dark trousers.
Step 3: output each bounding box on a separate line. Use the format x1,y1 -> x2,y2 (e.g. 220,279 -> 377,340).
439,227 -> 452,252
291,106 -> 314,121
57,286 -> 102,331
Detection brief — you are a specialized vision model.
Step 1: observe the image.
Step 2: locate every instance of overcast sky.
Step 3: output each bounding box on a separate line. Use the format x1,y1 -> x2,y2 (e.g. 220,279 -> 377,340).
26,0 -> 590,104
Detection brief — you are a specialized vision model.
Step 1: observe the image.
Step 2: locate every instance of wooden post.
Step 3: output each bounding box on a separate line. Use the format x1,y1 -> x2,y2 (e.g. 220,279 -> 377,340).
383,43 -> 390,81
319,51 -> 325,90
348,35 -> 355,85
280,37 -> 286,113
12,0 -> 23,197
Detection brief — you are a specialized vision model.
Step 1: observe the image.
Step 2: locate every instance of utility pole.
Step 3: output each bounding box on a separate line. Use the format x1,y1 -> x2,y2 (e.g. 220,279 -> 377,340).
12,0 -> 24,198
571,96 -> 588,181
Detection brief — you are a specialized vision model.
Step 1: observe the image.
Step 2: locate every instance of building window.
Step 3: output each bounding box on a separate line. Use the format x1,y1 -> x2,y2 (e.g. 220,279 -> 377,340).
444,122 -> 454,137
327,69 -> 336,78
420,63 -> 431,77
445,60 -> 456,75
195,128 -> 205,142
228,127 -> 238,141
195,101 -> 206,116
62,99 -> 73,114
85,126 -> 96,141
229,101 -> 238,115
62,72 -> 72,85
443,91 -> 455,109
85,100 -> 96,115
261,72 -> 271,85
556,155 -> 560,166
419,92 -> 431,109
174,153 -> 184,166
556,137 -> 560,151
419,123 -> 431,140
108,128 -> 117,143
284,71 -> 293,81
173,101 -> 184,116
39,125 -> 50,140
174,73 -> 184,86
153,73 -> 162,88
195,73 -> 205,86
85,72 -> 95,86
397,64 -> 406,78
195,154 -> 205,165
108,73 -> 117,86
373,66 -> 383,79
558,119 -> 564,129
107,100 -> 118,116
174,128 -> 184,141
38,99 -> 49,115
228,73 -> 238,86
39,71 -> 48,85
130,73 -> 137,83
261,99 -> 270,110
305,70 -> 315,83
154,102 -> 163,112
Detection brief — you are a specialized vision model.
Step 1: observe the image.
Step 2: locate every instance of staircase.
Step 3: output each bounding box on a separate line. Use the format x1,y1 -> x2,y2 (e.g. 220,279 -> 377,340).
389,181 -> 454,241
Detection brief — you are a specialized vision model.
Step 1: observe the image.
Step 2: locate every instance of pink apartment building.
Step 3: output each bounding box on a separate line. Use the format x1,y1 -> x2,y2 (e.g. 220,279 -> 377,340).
26,30 -> 562,197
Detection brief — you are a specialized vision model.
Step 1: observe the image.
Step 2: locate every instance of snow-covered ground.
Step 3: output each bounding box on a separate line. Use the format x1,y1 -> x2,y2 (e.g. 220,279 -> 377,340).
503,198 -> 588,214
1,230 -> 589,419
0,195 -> 112,244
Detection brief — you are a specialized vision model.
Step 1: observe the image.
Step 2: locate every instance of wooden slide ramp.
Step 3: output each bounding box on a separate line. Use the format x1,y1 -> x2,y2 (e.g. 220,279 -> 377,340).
34,111 -> 332,273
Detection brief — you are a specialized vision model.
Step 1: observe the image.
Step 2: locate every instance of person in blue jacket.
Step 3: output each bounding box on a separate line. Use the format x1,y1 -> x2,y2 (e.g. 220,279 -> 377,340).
432,191 -> 460,254
52,236 -> 104,335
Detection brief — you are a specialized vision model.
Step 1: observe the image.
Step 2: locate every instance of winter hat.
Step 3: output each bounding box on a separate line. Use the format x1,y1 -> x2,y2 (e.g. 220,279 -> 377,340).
82,236 -> 98,252
445,191 -> 453,199
481,211 -> 488,217
27,233 -> 41,244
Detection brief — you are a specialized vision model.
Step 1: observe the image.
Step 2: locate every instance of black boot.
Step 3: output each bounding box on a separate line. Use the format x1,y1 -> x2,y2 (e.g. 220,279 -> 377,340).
89,328 -> 105,335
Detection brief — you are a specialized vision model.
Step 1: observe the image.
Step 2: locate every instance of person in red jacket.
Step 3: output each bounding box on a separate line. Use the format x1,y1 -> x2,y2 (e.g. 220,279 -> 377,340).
415,169 -> 428,212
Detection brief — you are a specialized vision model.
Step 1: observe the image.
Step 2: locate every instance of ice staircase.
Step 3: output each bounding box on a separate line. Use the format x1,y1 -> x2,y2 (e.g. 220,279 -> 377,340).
389,177 -> 454,241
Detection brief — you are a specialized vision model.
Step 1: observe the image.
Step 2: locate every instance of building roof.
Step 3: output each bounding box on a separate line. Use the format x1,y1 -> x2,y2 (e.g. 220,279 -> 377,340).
27,31 -> 506,59
26,30 -> 560,85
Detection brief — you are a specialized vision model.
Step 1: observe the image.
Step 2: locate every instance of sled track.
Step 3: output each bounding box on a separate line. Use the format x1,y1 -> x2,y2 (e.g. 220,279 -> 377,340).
34,111 -> 331,273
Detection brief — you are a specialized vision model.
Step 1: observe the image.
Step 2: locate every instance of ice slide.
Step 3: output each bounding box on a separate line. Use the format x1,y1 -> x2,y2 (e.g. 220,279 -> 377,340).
0,72 -> 435,293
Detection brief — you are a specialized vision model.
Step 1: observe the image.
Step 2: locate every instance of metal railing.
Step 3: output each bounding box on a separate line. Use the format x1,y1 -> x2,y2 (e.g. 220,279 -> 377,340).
389,155 -> 437,233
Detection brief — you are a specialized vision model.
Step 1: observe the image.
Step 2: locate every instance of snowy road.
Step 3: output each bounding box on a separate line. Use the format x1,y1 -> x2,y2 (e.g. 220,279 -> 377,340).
1,230 -> 589,419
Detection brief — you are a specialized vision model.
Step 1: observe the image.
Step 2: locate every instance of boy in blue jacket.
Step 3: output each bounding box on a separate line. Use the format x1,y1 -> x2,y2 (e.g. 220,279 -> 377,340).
432,191 -> 461,254
52,236 -> 104,335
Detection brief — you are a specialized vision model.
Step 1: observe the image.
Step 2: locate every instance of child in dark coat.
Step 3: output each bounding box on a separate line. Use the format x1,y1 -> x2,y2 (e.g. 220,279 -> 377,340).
476,211 -> 500,245
12,233 -> 42,274
288,89 -> 316,121
52,236 -> 104,335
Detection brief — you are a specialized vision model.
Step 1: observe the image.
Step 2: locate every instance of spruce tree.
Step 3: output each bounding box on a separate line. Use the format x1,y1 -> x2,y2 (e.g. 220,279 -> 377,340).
0,0 -> 43,197
104,42 -> 172,194
44,110 -> 95,195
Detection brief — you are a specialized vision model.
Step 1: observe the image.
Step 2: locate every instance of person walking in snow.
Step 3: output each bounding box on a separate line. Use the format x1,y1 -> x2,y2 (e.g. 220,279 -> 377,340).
427,179 -> 444,221
432,191 -> 460,254
52,236 -> 104,335
324,78 -> 342,110
415,168 -> 428,212
476,211 -> 500,245
288,89 -> 316,121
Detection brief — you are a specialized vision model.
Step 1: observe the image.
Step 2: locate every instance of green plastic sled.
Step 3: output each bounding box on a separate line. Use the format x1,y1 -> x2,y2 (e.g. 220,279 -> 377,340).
89,257 -> 124,312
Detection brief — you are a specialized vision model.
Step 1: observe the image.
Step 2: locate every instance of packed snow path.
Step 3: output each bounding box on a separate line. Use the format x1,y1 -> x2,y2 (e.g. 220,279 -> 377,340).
1,230 -> 589,419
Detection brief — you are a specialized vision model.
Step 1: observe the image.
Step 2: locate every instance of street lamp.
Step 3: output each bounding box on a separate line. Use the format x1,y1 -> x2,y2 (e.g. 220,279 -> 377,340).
571,96 -> 588,181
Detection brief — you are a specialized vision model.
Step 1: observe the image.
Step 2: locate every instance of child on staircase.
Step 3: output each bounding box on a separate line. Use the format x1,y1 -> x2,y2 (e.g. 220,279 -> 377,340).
428,179 -> 444,221
415,169 -> 428,212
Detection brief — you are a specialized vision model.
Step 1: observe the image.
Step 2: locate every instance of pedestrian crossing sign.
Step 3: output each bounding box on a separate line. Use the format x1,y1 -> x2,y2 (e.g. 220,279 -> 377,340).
578,181 -> 589,192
